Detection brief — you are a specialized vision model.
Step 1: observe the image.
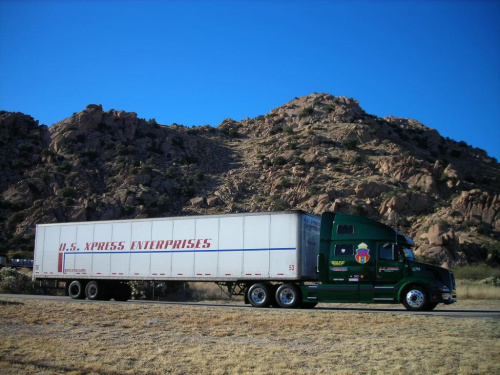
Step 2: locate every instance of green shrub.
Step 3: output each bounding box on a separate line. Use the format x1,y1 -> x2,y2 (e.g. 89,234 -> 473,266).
452,264 -> 500,281
298,107 -> 314,119
0,267 -> 35,294
269,127 -> 283,135
166,166 -> 177,178
272,156 -> 288,166
349,205 -> 367,216
121,205 -> 135,215
270,196 -> 290,211
57,161 -> 72,173
81,150 -> 98,161
181,186 -> 195,198
61,187 -> 76,198
157,195 -> 171,212
64,197 -> 75,206
342,139 -> 357,150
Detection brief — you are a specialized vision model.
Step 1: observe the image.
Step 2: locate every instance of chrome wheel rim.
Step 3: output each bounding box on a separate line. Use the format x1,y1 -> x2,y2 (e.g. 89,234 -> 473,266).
250,288 -> 266,304
279,287 -> 296,305
406,289 -> 424,308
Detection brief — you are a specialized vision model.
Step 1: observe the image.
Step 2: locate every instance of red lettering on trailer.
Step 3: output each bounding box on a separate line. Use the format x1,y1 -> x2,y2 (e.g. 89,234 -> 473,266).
173,240 -> 182,249
92,242 -> 98,250
195,239 -> 202,248
156,240 -> 164,249
131,241 -> 137,250
118,242 -> 125,250
186,239 -> 195,249
202,239 -> 211,248
149,241 -> 155,250
97,242 -> 105,251
164,240 -> 173,249
59,243 -> 66,251
85,243 -> 91,251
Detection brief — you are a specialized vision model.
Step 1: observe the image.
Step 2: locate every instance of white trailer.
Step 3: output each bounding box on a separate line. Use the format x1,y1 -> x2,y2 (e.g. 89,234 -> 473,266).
33,211 -> 321,306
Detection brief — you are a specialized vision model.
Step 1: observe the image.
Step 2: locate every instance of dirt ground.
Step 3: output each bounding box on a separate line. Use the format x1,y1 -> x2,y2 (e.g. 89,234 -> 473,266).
1,297 -> 499,375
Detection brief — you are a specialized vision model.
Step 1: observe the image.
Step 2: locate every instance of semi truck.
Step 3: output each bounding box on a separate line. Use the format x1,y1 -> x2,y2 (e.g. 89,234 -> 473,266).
33,211 -> 456,311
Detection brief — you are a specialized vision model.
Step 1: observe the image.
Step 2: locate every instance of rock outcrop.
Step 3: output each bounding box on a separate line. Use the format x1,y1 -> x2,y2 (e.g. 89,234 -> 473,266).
1,93 -> 499,267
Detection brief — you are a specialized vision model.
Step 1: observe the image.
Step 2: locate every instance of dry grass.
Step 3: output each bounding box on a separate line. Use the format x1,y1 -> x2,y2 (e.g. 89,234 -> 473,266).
456,281 -> 500,300
1,298 -> 499,375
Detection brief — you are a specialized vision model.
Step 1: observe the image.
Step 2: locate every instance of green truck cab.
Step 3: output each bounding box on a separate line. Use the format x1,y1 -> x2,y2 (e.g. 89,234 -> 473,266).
302,212 -> 457,311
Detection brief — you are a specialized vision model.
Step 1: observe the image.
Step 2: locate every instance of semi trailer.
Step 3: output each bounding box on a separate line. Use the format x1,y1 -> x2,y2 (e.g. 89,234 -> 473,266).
33,211 -> 456,311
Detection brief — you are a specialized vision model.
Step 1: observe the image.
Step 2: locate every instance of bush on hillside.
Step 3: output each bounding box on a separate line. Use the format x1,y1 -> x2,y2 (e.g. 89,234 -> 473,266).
452,264 -> 500,281
0,267 -> 35,294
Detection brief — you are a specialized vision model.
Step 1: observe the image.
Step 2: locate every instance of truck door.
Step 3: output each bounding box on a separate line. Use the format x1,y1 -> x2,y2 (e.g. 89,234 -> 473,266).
373,243 -> 407,302
325,241 -> 376,302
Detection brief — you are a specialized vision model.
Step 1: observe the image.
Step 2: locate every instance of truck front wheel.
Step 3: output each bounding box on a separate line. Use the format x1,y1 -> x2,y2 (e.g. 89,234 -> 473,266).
402,286 -> 429,311
247,283 -> 271,307
275,284 -> 301,308
68,280 -> 85,299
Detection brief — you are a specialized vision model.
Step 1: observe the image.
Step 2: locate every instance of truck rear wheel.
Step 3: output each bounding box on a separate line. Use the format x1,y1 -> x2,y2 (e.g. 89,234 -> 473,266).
275,284 -> 301,308
68,280 -> 85,299
85,281 -> 106,300
247,283 -> 271,307
402,286 -> 429,311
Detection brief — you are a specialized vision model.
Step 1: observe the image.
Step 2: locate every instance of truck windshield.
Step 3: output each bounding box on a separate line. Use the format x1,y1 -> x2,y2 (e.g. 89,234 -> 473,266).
402,247 -> 415,261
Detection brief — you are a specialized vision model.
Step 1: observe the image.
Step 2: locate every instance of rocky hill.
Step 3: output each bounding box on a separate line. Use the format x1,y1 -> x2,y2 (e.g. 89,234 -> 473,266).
1,93 -> 499,268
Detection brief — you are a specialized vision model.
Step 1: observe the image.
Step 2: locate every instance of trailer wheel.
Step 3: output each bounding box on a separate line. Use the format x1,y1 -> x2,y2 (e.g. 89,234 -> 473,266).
275,284 -> 301,308
68,281 -> 85,299
247,283 -> 271,307
85,281 -> 104,300
402,286 -> 429,311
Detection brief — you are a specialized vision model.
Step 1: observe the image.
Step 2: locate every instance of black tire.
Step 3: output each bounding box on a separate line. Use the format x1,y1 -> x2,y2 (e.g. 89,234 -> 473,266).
425,302 -> 438,311
85,280 -> 104,300
247,283 -> 271,307
275,284 -> 301,308
402,286 -> 429,311
113,283 -> 131,301
300,301 -> 318,309
68,280 -> 86,299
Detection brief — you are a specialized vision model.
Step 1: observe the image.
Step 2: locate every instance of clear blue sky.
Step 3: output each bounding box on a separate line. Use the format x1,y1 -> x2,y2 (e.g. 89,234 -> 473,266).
1,0 -> 499,160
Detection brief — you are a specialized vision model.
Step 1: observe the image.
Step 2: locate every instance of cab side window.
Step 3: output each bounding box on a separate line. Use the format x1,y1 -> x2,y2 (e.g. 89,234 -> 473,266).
337,225 -> 354,235
334,244 -> 354,256
379,244 -> 395,261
